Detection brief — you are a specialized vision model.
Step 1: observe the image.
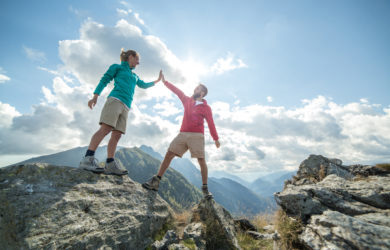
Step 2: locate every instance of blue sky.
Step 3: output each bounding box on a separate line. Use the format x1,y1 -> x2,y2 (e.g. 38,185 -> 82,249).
1,0 -> 389,180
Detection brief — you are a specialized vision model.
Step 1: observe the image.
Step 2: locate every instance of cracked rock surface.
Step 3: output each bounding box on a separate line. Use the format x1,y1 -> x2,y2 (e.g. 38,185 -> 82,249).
275,155 -> 390,249
0,163 -> 173,249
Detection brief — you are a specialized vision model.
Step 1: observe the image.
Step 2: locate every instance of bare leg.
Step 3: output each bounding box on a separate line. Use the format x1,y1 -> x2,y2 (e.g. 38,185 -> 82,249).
197,158 -> 208,185
88,123 -> 112,151
107,130 -> 122,158
157,151 -> 176,177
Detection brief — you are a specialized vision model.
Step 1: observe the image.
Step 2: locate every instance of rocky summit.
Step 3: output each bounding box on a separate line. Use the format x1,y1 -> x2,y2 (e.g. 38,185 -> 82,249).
0,163 -> 173,249
275,155 -> 390,249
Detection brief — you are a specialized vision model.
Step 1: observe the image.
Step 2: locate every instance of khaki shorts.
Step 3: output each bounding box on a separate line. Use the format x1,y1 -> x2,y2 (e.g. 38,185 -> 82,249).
168,132 -> 205,158
99,98 -> 129,134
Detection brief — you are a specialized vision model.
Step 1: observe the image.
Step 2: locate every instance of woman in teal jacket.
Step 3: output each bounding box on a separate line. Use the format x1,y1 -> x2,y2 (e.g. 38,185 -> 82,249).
79,49 -> 162,175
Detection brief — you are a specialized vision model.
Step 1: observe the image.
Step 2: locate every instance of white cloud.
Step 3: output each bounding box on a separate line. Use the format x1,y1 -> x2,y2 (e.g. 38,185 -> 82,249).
23,46 -> 47,63
153,101 -> 182,117
211,52 -> 248,75
0,102 -> 21,128
58,18 -> 192,98
120,1 -> 130,7
116,8 -> 130,16
0,67 -> 11,83
134,13 -> 145,25
0,74 -> 10,83
267,96 -> 273,102
207,96 -> 390,173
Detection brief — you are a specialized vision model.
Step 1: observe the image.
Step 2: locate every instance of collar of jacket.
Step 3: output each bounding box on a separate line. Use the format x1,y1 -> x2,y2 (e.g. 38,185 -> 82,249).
192,98 -> 208,105
121,61 -> 135,70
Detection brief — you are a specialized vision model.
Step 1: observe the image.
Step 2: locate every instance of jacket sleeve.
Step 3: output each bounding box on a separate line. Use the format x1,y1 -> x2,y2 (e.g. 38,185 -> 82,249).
136,75 -> 155,89
205,105 -> 219,141
94,64 -> 118,95
164,81 -> 189,104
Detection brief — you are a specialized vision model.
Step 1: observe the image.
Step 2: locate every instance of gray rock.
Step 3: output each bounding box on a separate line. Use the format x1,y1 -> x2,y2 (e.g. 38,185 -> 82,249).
355,210 -> 390,227
152,230 -> 179,250
183,222 -> 205,250
246,231 -> 275,240
168,243 -> 190,250
276,174 -> 390,221
234,218 -> 257,231
0,164 -> 173,250
292,155 -> 353,185
191,198 -> 241,250
263,224 -> 275,232
274,155 -> 390,249
301,210 -> 390,250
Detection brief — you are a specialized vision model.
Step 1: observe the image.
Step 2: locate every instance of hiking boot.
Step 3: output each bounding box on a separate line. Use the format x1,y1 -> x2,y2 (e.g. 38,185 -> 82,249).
142,175 -> 160,191
104,160 -> 128,176
202,185 -> 213,199
78,156 -> 104,173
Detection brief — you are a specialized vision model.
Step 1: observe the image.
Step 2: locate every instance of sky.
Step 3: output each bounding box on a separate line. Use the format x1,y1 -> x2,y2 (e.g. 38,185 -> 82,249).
0,0 -> 389,181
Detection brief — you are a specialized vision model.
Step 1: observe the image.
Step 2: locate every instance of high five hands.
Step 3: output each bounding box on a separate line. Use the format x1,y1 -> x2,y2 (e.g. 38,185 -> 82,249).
154,70 -> 163,84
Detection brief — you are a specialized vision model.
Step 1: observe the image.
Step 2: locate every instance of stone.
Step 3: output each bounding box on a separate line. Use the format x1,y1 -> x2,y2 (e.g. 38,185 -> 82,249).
276,173 -> 390,222
191,198 -> 241,250
183,222 -> 205,250
292,155 -> 353,185
0,163 -> 173,249
151,230 -> 179,250
168,243 -> 190,250
246,231 -> 275,240
300,210 -> 390,249
274,155 -> 390,249
234,218 -> 257,231
263,225 -> 275,232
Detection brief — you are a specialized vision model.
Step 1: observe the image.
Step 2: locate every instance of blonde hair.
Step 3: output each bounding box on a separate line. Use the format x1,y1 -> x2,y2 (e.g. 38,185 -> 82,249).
120,48 -> 139,62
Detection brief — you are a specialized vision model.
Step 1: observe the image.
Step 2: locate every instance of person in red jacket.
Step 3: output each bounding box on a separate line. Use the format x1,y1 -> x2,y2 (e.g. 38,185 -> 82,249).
143,73 -> 220,198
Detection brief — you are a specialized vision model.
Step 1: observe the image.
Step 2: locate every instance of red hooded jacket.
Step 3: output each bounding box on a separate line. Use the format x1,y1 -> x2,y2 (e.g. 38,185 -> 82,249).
164,81 -> 219,141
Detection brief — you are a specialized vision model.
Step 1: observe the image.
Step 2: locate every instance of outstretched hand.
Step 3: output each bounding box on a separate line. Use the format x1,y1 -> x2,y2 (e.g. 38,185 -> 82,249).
215,140 -> 220,148
162,72 -> 166,83
154,70 -> 163,84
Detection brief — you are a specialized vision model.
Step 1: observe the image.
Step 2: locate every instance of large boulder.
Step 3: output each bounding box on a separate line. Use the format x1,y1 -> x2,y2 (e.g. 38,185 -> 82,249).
191,198 -> 241,250
275,155 -> 390,249
0,163 -> 173,249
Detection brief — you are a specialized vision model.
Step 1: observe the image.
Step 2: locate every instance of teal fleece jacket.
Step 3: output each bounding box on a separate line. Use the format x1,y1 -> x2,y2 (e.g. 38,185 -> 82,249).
93,61 -> 155,108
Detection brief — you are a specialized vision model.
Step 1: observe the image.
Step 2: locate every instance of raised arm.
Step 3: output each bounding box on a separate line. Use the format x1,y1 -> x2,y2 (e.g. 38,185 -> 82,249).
162,74 -> 188,104
136,70 -> 163,89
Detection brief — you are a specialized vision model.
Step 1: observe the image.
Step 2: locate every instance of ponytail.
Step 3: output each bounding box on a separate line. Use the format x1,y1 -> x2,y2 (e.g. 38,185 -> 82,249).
120,49 -> 138,61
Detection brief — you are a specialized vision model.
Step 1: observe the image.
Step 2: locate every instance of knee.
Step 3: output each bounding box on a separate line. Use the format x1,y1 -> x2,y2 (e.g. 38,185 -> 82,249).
166,151 -> 176,159
97,128 -> 110,137
111,131 -> 122,141
198,158 -> 206,165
